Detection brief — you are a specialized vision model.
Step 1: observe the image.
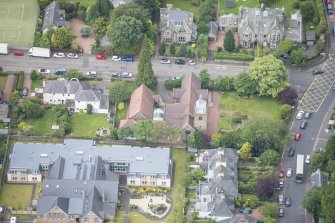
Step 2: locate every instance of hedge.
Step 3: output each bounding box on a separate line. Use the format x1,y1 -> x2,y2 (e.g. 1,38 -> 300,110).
214,52 -> 255,61
164,79 -> 182,90
16,71 -> 24,91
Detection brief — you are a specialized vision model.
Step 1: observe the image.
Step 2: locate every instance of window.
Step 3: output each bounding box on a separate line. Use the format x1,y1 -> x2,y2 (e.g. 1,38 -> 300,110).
165,37 -> 172,44
178,36 -> 185,43
162,181 -> 166,186
21,177 -> 25,180
175,22 -> 181,26
12,177 -> 17,180
142,181 -> 147,185
130,180 -> 135,184
198,116 -> 202,120
151,182 -> 155,186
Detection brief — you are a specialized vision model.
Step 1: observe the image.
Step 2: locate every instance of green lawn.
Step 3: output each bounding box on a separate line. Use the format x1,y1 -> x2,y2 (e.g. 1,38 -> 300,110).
26,110 -> 57,136
0,76 -> 7,90
34,183 -> 42,200
61,0 -> 93,6
71,113 -> 112,138
0,184 -> 32,210
166,0 -> 200,18
219,92 -> 281,130
30,79 -> 43,91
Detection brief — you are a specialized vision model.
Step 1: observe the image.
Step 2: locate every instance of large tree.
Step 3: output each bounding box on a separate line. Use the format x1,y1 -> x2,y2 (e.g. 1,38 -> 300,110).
249,54 -> 289,98
321,181 -> 335,222
224,29 -> 235,52
275,39 -> 295,56
289,49 -> 308,65
87,0 -> 113,21
20,100 -> 44,118
90,17 -> 108,44
261,202 -> 279,218
133,120 -> 154,142
108,15 -> 144,55
199,70 -> 211,89
199,0 -> 216,24
234,72 -> 258,96
136,38 -> 157,90
278,87 -> 298,105
303,186 -> 322,218
256,178 -> 277,200
51,27 -> 75,49
109,80 -> 137,103
188,131 -> 204,149
258,149 -> 280,166
300,1 -> 315,22
135,0 -> 160,22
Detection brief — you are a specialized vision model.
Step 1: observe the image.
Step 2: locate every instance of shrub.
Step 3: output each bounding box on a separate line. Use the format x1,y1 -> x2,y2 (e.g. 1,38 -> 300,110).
16,71 -> 24,91
214,52 -> 254,61
164,79 -> 182,90
293,1 -> 300,9
169,43 -> 176,56
87,104 -> 93,114
232,112 -> 243,124
280,104 -> 293,121
315,41 -> 325,53
117,102 -> 125,111
30,70 -> 38,81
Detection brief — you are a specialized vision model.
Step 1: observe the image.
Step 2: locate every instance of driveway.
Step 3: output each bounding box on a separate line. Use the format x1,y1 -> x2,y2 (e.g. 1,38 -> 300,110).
2,75 -> 14,101
69,18 -> 95,54
23,74 -> 31,90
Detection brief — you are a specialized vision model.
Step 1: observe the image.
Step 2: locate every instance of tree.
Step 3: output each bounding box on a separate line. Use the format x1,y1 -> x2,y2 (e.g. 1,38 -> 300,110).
117,102 -> 125,111
300,1 -> 315,22
210,133 -> 224,148
151,121 -> 168,143
258,149 -> 280,166
107,15 -> 144,55
159,42 -> 166,56
240,142 -> 252,160
117,127 -> 133,140
224,29 -> 235,52
221,130 -> 242,149
289,49 -> 308,66
198,0 -> 216,24
303,186 -> 322,217
87,104 -> 93,114
184,169 -> 206,187
30,70 -> 38,81
234,72 -> 258,97
324,135 -> 335,160
188,131 -> 203,149
261,202 -> 279,218
133,120 -> 153,142
62,69 -> 85,80
311,152 -> 326,172
249,54 -> 289,98
109,80 -> 136,103
199,70 -> 211,89
136,38 -> 157,90
214,76 -> 235,91
91,17 -> 107,44
321,181 -> 335,222
135,0 -> 160,22
196,34 -> 208,60
256,178 -> 277,200
87,0 -> 113,21
263,217 -> 276,223
52,27 -> 75,49
280,104 -> 293,121
20,100 -> 44,118
166,125 -> 182,144
179,44 -> 187,57
275,39 -> 295,56
39,34 -> 51,48
278,87 -> 297,105
169,43 -> 176,55
80,25 -> 91,37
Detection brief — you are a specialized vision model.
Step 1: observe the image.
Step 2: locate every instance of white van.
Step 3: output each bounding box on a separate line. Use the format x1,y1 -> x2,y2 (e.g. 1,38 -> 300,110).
10,216 -> 16,223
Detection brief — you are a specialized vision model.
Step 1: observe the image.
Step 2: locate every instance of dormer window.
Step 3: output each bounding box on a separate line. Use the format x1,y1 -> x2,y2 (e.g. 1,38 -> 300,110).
175,22 -> 182,26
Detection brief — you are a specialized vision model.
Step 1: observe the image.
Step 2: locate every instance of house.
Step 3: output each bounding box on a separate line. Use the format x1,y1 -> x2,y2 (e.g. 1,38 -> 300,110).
43,78 -> 109,114
42,1 -> 69,34
111,0 -> 134,7
195,148 -> 240,222
160,5 -> 197,44
208,21 -> 219,41
311,168 -> 329,187
217,13 -> 238,32
119,84 -> 164,128
8,139 -> 173,188
165,73 -> 209,135
284,11 -> 303,43
306,30 -> 316,46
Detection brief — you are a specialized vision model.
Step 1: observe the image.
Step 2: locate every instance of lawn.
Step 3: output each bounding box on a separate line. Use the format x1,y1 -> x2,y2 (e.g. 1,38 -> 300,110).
0,184 -> 32,210
26,109 -> 57,136
34,183 -> 42,200
71,113 -> 112,138
166,0 -> 200,18
61,0 -> 94,6
0,76 -> 7,90
30,79 -> 43,91
219,92 -> 281,130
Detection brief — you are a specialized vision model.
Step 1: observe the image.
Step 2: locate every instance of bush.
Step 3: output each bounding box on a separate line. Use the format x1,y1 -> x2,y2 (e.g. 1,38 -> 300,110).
214,52 -> 254,61
87,104 -> 93,114
164,79 -> 182,90
315,41 -> 325,54
280,104 -> 293,121
293,1 -> 300,9
117,102 -> 125,111
30,70 -> 38,81
232,112 -> 243,124
16,71 -> 24,91
169,43 -> 176,56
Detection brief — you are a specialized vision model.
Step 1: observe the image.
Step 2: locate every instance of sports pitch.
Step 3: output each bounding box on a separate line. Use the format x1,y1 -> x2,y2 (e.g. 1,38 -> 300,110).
0,0 -> 38,49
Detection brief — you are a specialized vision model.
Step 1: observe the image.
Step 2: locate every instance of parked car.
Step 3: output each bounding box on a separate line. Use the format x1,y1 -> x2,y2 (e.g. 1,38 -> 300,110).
279,178 -> 284,188
169,76 -> 181,80
296,111 -> 304,120
96,54 -> 107,60
287,168 -> 292,178
175,59 -> 185,65
278,194 -> 284,205
53,52 -> 65,58
111,72 -> 120,77
331,84 -> 335,91
305,155 -> 311,164
278,168 -> 285,178
288,148 -> 295,157
285,196 -> 291,207
161,58 -> 171,64
112,56 -> 121,61
300,120 -> 307,129
86,71 -> 97,76
304,112 -> 311,119
121,72 -> 133,78
294,132 -> 301,141
67,53 -> 79,59
38,68 -> 50,74
313,68 -> 324,75
189,60 -> 196,65
14,49 -> 24,56
239,207 -> 252,214
22,87 -> 28,96
279,208 -> 284,217
122,56 -> 134,62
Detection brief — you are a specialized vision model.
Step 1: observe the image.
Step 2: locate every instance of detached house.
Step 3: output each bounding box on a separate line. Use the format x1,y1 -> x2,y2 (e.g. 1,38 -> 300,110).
42,1 -> 69,34
43,78 -> 109,114
160,5 -> 197,44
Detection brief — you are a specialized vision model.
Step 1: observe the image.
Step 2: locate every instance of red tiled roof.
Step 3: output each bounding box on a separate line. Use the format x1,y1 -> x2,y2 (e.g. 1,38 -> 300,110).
128,84 -> 154,120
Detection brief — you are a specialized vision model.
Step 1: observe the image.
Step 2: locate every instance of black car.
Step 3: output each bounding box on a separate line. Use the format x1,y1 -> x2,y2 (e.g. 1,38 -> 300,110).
304,112 -> 311,119
300,120 -> 307,129
285,196 -> 291,207
288,148 -> 295,157
312,69 -> 324,75
175,59 -> 185,65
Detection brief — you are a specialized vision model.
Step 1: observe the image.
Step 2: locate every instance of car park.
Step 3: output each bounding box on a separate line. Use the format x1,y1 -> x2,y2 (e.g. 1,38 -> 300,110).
170,76 -> 181,80
300,120 -> 307,129
38,68 -> 50,74
312,68 -> 324,75
331,84 -> 335,91
121,72 -> 133,78
175,59 -> 185,65
279,178 -> 284,188
239,207 -> 252,213
161,58 -> 170,64
279,208 -> 284,217
294,132 -> 301,141
189,60 -> 196,65
67,53 -> 79,59
86,71 -> 97,76
288,148 -> 295,157
22,87 -> 28,96
304,112 -> 311,119
287,168 -> 292,178
122,56 -> 134,62
14,49 -> 24,56
96,54 -> 107,60
285,196 -> 291,207
111,72 -> 120,77
53,52 -> 65,58
305,155 -> 311,164
296,111 -> 304,119
278,194 -> 284,205
112,56 -> 121,61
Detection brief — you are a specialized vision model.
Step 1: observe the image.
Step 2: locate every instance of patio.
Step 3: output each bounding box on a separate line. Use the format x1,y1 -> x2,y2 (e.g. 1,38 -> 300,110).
130,195 -> 172,219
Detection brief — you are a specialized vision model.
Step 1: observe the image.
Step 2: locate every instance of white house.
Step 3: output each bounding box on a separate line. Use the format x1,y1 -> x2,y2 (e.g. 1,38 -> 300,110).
43,78 -> 109,114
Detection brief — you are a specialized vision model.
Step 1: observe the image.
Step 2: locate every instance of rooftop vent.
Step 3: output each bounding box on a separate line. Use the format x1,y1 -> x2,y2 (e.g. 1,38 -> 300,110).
56,185 -> 59,188
76,151 -> 84,155
136,157 -> 144,161
40,154 -> 48,158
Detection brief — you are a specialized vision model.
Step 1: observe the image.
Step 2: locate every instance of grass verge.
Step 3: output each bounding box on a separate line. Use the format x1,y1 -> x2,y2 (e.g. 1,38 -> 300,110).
0,76 -> 7,91
0,184 -> 32,210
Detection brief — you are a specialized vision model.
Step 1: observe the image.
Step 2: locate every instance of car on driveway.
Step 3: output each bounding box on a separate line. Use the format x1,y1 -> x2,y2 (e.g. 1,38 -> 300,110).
161,58 -> 170,64
288,148 -> 295,157
96,54 -> 107,60
296,111 -> 304,119
175,59 -> 185,65
14,49 -> 24,56
38,68 -> 50,74
313,68 -> 324,75
239,207 -> 252,213
122,56 -> 134,62
67,53 -> 79,59
287,168 -> 292,178
112,56 -> 121,61
304,112 -> 311,119
53,52 -> 65,58
285,196 -> 291,207
300,120 -> 307,129
305,155 -> 311,164
294,132 -> 301,141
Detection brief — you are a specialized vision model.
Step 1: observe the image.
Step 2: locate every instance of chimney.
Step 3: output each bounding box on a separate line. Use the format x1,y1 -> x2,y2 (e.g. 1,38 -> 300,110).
102,190 -> 105,202
104,163 -> 109,176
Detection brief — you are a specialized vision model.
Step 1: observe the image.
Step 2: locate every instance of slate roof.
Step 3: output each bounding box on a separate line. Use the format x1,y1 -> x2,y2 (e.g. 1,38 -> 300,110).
43,1 -> 69,30
75,90 -> 100,102
218,13 -> 238,28
128,84 -> 154,119
208,21 -> 218,38
311,169 -> 329,187
306,30 -> 316,41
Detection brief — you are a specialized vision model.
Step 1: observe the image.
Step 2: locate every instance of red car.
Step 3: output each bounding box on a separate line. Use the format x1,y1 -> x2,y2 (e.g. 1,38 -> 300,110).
14,50 -> 24,56
278,168 -> 285,178
96,54 -> 107,60
294,132 -> 301,141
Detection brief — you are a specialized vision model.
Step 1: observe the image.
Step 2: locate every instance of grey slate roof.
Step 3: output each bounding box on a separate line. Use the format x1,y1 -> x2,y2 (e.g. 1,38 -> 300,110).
44,79 -> 90,94
43,1 -> 69,30
208,21 -> 218,38
75,90 -> 100,102
306,30 -> 316,41
311,169 -> 329,187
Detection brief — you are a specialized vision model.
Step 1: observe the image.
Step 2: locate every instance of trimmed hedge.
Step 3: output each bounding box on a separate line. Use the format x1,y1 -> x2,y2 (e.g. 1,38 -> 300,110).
165,79 -> 182,90
16,71 -> 24,91
214,52 -> 255,61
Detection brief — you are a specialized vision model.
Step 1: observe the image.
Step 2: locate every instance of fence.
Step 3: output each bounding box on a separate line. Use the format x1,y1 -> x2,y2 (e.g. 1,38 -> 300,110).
11,210 -> 37,215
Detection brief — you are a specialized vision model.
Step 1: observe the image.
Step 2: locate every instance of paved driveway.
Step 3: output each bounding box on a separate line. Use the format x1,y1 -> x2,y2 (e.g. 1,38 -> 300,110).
2,75 -> 14,101
298,59 -> 335,112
